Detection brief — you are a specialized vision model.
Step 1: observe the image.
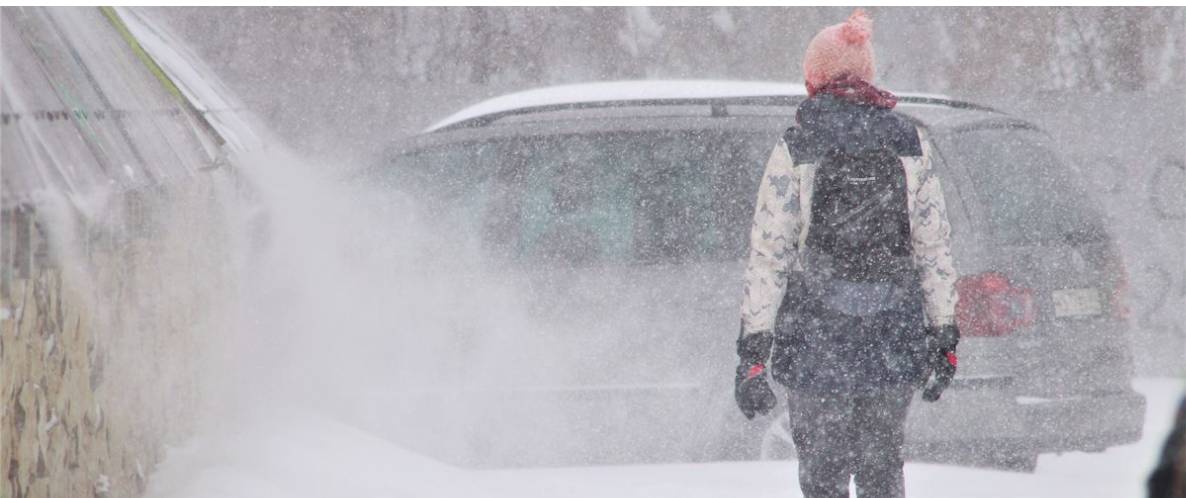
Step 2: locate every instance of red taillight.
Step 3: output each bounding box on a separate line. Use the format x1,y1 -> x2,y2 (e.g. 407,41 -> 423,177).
955,272 -> 1036,337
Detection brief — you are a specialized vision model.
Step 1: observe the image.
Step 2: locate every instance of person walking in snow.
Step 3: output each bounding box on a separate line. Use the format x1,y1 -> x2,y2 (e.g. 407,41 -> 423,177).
732,10 -> 960,498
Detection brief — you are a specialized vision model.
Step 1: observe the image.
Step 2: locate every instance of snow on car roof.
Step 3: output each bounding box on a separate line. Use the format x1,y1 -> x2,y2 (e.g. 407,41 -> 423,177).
426,80 -> 952,132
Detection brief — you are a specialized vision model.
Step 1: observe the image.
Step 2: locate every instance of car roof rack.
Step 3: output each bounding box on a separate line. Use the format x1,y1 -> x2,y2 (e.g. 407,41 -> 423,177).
429,94 -> 1001,133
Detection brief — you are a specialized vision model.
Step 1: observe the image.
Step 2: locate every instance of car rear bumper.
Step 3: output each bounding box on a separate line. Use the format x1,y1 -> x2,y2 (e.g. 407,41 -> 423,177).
905,382 -> 1146,455
1015,389 -> 1146,452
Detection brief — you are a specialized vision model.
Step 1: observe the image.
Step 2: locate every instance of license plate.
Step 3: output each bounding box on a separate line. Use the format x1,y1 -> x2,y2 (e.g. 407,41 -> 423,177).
1052,288 -> 1103,317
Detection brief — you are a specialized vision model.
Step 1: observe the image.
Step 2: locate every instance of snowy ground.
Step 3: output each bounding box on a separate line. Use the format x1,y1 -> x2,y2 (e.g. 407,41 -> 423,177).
147,378 -> 1183,498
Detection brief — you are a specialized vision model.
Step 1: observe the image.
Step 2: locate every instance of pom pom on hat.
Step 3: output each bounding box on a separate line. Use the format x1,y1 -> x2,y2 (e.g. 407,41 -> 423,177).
839,9 -> 872,45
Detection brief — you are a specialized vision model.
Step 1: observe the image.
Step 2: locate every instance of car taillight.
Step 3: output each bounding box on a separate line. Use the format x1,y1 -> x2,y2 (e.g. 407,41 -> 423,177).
955,272 -> 1035,337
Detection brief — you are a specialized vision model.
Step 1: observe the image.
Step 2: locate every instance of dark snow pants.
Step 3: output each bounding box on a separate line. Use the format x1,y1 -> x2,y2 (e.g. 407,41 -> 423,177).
771,272 -> 928,498
789,386 -> 914,498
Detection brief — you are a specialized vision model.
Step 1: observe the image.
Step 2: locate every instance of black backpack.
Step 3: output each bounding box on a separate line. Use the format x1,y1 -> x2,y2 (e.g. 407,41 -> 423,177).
805,148 -> 912,282
784,98 -> 923,283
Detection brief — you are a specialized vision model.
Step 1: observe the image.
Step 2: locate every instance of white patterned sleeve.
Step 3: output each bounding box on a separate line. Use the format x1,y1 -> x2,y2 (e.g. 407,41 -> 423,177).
905,130 -> 959,326
740,140 -> 802,335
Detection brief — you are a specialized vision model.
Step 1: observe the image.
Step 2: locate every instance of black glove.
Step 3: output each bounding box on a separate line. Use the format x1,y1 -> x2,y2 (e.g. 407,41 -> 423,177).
735,330 -> 777,419
922,324 -> 960,402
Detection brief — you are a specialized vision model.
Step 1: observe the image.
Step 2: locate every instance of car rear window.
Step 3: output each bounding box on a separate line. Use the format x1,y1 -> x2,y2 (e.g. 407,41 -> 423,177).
386,131 -> 772,265
937,128 -> 1105,246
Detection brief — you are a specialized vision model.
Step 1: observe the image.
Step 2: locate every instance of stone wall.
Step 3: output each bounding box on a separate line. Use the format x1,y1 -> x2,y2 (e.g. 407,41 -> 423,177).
2,175 -> 238,498
2,7 -> 242,496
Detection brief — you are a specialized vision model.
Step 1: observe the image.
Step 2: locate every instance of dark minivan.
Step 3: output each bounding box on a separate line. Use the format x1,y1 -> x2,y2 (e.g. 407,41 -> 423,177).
366,81 -> 1145,471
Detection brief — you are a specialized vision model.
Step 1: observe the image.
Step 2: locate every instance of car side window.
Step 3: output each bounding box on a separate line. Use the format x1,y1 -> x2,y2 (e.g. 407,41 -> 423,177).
516,135 -> 636,264
389,130 -> 770,266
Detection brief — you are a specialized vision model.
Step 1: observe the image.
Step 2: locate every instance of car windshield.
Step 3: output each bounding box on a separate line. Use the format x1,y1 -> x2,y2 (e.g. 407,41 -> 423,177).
386,130 -> 773,265
937,127 -> 1105,246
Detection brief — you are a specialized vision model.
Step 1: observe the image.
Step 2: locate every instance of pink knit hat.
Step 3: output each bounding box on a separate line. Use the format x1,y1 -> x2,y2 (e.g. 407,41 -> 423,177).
803,9 -> 876,95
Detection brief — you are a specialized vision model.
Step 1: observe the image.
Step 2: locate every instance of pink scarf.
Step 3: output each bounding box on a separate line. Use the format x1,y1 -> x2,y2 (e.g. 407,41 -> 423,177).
807,75 -> 898,109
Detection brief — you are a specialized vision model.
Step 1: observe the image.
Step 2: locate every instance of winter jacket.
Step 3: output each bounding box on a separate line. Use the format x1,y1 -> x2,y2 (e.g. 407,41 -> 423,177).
739,96 -> 958,339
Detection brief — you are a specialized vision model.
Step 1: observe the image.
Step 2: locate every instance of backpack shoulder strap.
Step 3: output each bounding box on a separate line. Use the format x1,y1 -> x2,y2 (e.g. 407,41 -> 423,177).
881,114 -> 923,157
783,126 -> 822,165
